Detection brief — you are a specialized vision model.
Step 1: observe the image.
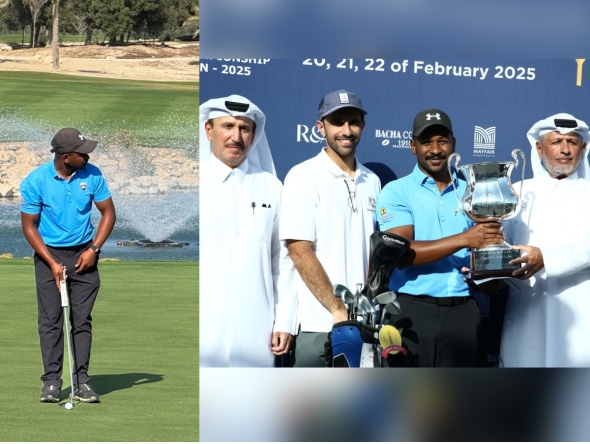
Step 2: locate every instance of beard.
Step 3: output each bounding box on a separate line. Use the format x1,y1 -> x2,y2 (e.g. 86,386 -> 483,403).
325,133 -> 360,157
541,151 -> 582,178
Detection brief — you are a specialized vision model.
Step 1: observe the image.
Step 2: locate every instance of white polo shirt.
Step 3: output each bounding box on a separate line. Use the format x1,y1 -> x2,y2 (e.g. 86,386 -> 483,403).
280,148 -> 381,333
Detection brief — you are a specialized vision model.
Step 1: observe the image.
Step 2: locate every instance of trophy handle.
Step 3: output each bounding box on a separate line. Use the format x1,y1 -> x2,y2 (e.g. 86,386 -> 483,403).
511,148 -> 526,209
447,152 -> 462,214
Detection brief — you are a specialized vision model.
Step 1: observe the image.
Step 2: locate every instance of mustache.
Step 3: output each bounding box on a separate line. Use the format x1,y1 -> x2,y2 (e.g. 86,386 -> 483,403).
225,142 -> 245,149
426,154 -> 447,160
555,155 -> 573,160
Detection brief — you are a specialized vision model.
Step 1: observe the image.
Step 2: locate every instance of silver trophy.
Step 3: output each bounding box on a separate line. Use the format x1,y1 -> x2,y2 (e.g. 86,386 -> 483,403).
448,149 -> 526,279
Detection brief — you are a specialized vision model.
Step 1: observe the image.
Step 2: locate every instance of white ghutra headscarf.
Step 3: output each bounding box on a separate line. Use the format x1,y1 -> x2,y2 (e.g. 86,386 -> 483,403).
526,112 -> 590,180
199,94 -> 276,176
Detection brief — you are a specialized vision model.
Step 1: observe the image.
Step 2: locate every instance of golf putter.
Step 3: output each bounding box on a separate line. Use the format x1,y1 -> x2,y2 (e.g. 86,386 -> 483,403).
60,266 -> 76,410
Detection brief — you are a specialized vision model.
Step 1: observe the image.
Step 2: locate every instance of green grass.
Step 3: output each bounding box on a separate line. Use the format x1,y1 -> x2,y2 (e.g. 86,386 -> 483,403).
0,71 -> 199,148
0,259 -> 199,441
0,33 -> 27,45
0,33 -> 111,45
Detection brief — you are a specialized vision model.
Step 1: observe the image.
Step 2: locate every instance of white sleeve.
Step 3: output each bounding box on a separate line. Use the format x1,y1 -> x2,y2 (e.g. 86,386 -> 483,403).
543,240 -> 590,278
279,167 -> 317,242
273,241 -> 298,334
521,180 -> 590,278
272,183 -> 298,334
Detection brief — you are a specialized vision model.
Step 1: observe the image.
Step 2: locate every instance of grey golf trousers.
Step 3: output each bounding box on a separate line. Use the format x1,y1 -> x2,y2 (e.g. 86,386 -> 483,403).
34,243 -> 100,386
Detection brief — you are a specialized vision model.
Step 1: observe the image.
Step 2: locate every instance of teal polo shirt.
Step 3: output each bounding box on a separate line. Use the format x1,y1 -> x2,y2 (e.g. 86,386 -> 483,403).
20,161 -> 111,247
377,164 -> 473,297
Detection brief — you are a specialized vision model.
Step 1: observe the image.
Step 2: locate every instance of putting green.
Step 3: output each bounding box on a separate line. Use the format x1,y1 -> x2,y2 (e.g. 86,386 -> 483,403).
0,259 -> 199,441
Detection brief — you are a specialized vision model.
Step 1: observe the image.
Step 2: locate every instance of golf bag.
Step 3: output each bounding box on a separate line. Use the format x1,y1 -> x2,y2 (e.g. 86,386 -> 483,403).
325,320 -> 381,367
325,231 -> 410,367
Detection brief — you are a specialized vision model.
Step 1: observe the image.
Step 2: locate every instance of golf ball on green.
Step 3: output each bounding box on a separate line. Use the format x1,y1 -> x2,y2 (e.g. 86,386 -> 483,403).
65,402 -> 73,410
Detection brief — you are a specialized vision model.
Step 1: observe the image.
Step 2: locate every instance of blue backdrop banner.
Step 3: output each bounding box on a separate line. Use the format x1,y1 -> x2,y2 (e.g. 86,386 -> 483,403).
200,57 -> 590,367
201,58 -> 589,184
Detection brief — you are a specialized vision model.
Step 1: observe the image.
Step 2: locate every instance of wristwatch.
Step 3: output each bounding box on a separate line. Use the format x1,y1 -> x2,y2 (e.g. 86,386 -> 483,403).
88,244 -> 101,255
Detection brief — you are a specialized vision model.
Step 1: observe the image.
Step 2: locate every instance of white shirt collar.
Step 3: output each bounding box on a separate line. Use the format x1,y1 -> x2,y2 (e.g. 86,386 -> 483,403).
318,148 -> 362,180
207,155 -> 249,184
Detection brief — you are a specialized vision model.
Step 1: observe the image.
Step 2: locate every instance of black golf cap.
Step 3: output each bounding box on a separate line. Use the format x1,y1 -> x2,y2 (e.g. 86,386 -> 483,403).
50,128 -> 98,154
412,108 -> 453,137
318,90 -> 367,120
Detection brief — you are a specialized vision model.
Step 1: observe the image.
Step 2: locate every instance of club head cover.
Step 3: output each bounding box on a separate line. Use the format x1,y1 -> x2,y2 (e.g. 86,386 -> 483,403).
362,231 -> 410,301
379,324 -> 407,356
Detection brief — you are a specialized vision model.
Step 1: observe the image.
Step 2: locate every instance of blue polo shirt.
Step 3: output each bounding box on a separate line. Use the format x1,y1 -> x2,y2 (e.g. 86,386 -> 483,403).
377,164 -> 473,297
20,161 -> 111,247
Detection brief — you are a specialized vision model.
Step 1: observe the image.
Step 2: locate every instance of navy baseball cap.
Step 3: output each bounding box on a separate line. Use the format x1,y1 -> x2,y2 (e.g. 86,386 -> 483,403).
318,90 -> 368,120
412,108 -> 453,137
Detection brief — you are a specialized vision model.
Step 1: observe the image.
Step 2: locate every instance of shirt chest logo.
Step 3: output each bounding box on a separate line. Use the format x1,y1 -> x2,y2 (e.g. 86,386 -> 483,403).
80,182 -> 87,191
366,196 -> 376,213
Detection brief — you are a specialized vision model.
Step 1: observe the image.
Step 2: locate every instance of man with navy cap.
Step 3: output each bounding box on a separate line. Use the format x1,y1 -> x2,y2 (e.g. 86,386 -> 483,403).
376,108 -> 504,367
280,90 -> 381,366
20,127 -> 116,402
501,113 -> 590,367
199,95 -> 296,367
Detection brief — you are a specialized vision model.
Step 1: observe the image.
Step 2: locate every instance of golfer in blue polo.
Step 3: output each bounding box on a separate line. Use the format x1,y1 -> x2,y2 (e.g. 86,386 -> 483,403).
20,128 -> 116,403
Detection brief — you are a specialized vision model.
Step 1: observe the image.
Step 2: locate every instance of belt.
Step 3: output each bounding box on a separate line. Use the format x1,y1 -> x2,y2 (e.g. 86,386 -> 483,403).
47,241 -> 92,252
398,293 -> 472,307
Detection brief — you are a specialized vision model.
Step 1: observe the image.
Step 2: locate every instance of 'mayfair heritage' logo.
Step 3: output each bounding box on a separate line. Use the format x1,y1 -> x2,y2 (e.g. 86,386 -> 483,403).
473,126 -> 496,158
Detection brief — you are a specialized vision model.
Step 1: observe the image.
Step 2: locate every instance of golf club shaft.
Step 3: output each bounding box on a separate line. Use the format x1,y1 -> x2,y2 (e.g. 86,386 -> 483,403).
62,306 -> 76,403
60,268 -> 76,404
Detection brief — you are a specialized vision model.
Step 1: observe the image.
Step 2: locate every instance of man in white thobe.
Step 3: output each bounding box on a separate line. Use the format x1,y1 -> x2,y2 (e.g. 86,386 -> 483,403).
501,113 -> 590,367
199,95 -> 296,367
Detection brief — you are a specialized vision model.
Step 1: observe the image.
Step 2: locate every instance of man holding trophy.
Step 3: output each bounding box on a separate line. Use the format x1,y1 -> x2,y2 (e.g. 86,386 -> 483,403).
376,108 -> 505,367
500,113 -> 590,367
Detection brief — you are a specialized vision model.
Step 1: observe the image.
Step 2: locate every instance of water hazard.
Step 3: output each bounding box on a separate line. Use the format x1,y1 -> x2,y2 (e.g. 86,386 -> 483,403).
0,115 -> 199,261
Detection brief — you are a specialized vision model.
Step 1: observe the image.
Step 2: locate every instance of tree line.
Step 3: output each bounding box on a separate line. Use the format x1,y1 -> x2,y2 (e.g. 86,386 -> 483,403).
0,0 -> 199,47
